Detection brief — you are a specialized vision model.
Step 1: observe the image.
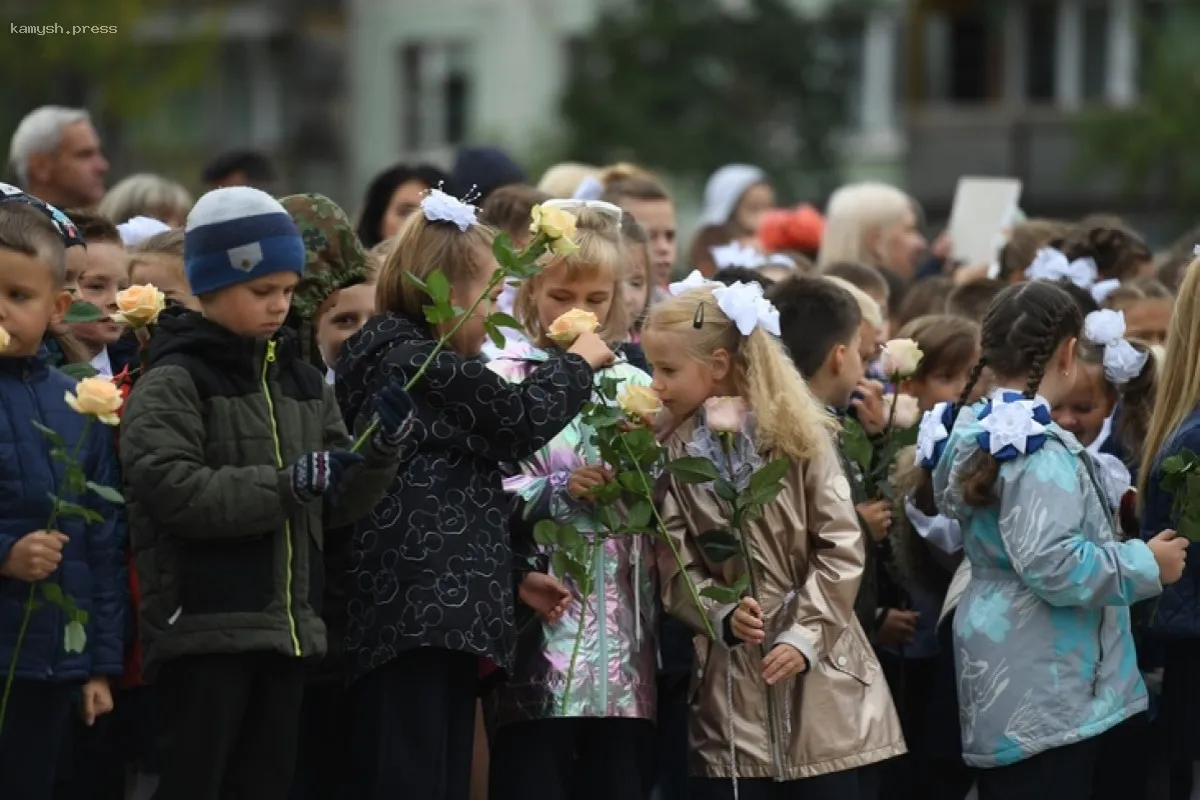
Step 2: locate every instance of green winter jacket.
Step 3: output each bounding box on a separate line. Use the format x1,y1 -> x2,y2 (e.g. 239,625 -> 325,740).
120,308 -> 398,679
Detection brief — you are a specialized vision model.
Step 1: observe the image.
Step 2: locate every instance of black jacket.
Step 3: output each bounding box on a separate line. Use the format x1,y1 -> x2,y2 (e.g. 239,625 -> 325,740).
335,312 -> 594,680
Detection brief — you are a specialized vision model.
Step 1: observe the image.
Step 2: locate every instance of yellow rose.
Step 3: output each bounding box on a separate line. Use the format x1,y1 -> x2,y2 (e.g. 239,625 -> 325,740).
112,284 -> 166,328
0,325 -> 10,352
549,235 -> 580,258
618,385 -> 663,418
547,308 -> 599,345
65,377 -> 124,426
881,338 -> 924,378
529,204 -> 578,242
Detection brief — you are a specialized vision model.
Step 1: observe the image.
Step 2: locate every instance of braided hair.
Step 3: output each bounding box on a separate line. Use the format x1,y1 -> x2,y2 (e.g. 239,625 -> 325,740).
954,282 -> 1084,506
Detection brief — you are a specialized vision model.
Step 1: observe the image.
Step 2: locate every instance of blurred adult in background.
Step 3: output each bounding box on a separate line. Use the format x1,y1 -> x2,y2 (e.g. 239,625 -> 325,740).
98,174 -> 192,227
537,162 -> 599,198
818,182 -> 928,321
354,163 -> 450,249
201,150 -> 276,192
8,106 -> 109,209
450,145 -> 527,205
686,164 -> 774,270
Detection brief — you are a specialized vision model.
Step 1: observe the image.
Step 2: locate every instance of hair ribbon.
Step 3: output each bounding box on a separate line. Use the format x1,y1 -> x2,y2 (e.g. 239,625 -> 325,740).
1083,309 -> 1149,385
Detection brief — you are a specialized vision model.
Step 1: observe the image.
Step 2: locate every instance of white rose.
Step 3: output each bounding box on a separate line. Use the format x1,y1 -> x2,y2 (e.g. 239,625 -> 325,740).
881,338 -> 924,378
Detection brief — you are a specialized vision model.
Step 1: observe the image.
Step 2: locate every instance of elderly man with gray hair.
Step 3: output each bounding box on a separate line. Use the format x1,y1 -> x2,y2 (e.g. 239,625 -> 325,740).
8,106 -> 109,210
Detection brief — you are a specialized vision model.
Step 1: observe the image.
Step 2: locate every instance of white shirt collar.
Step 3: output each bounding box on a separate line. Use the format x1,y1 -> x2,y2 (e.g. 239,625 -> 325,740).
89,348 -> 113,377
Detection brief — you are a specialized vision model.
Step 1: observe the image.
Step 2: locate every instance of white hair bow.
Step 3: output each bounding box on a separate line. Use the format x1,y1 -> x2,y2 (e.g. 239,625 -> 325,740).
710,241 -> 795,272
668,269 -> 718,296
1026,247 -> 1098,290
1083,309 -> 1149,385
543,198 -> 623,222
571,176 -> 605,201
712,281 -> 781,337
118,215 -> 172,247
420,188 -> 477,232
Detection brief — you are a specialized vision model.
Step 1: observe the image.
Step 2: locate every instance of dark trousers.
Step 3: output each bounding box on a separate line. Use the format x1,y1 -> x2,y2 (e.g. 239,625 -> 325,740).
655,672 -> 691,800
0,679 -> 74,800
55,685 -> 163,800
878,652 -> 948,800
350,648 -> 478,800
289,680 -> 352,800
690,766 -> 879,800
977,735 -> 1102,800
489,717 -> 655,800
153,652 -> 305,800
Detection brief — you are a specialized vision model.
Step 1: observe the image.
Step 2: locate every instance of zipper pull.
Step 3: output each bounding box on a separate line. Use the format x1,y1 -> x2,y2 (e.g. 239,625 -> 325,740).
266,340 -> 277,363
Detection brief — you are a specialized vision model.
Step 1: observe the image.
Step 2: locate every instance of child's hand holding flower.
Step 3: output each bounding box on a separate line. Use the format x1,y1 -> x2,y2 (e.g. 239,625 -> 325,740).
567,465 -> 613,501
881,338 -> 924,379
65,377 -> 124,426
730,596 -> 765,644
111,284 -> 166,328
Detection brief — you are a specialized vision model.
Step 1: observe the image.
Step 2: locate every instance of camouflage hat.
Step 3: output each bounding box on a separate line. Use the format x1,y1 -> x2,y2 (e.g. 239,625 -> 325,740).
280,193 -> 368,320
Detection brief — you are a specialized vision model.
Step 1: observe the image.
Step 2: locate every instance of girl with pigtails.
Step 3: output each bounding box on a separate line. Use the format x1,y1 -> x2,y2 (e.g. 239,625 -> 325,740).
644,277 -> 903,800
924,281 -> 1185,799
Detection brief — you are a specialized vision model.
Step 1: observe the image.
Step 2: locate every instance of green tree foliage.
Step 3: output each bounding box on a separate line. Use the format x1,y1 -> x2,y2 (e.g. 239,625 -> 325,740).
559,0 -> 865,194
0,0 -> 216,152
1075,1 -> 1200,218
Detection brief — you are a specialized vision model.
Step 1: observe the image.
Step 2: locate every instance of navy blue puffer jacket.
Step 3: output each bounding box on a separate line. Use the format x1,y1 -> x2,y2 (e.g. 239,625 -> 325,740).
0,353 -> 126,682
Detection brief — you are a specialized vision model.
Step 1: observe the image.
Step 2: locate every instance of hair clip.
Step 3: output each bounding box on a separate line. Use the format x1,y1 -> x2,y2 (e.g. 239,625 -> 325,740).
421,188 -> 478,232
543,198 -> 623,222
693,301 -> 705,329
1084,309 -> 1149,385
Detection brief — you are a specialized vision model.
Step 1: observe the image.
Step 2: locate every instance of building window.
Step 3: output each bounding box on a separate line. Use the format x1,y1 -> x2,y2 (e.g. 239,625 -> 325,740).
1082,1 -> 1110,101
1024,1 -> 1057,103
444,43 -> 470,146
401,42 -> 423,152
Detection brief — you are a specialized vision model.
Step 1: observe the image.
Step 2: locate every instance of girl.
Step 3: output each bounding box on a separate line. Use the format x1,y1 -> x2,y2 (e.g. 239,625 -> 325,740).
127,230 -> 200,312
1051,310 -> 1156,481
354,162 -> 450,248
1138,259 -> 1200,799
64,212 -> 133,378
1103,278 -> 1174,346
645,282 -> 904,800
883,315 -> 980,800
689,164 -> 775,268
336,190 -> 614,800
995,219 -> 1068,285
931,281 -> 1184,800
487,202 -> 658,800
598,164 -> 678,291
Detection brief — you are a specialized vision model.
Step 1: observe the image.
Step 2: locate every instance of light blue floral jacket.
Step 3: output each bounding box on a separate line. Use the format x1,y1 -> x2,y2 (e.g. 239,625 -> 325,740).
932,398 -> 1161,768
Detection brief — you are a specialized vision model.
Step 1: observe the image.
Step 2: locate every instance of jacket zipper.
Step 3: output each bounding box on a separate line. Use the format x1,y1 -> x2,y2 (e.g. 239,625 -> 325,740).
262,341 -> 301,657
743,542 -> 786,778
1081,452 -> 1112,697
25,375 -> 63,676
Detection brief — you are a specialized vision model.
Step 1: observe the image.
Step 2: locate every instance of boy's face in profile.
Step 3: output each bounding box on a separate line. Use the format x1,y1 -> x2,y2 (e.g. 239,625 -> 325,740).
73,242 -> 128,349
201,272 -> 298,339
831,328 -> 865,408
0,247 -> 70,357
316,282 -> 375,370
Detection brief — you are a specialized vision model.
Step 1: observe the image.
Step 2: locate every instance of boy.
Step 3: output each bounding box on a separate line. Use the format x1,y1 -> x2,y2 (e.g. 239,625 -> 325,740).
0,203 -> 125,799
120,187 -> 412,800
66,211 -> 135,376
768,275 -> 895,643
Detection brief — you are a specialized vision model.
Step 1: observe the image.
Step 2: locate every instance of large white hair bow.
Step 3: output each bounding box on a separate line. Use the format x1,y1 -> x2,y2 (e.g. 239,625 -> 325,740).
420,188 -> 477,231
668,269 -> 718,296
1026,247 -> 1096,288
1083,309 -> 1149,385
118,215 -> 171,247
711,241 -> 796,272
712,281 -> 781,337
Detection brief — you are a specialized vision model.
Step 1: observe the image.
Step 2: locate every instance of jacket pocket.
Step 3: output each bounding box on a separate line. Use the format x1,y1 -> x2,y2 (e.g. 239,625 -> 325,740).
824,625 -> 877,685
177,536 -> 275,615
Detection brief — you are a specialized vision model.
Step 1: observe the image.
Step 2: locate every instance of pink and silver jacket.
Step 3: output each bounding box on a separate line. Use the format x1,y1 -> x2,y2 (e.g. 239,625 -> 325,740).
488,342 -> 658,725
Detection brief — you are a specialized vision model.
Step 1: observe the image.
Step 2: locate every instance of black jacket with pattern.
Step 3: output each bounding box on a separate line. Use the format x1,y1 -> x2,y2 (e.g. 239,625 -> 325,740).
120,308 -> 398,679
335,312 -> 594,680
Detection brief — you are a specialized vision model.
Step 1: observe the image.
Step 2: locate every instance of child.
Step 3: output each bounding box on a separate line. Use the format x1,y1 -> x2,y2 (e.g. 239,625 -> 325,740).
65,212 -> 135,377
895,276 -> 953,331
645,281 -> 904,799
879,314 -> 979,800
487,202 -> 657,800
335,190 -> 613,800
931,281 -> 1184,799
479,184 -> 553,356
599,164 -> 678,291
120,187 -> 409,800
822,260 -> 891,339
127,230 -> 200,312
1138,259 -> 1200,796
0,204 -> 125,799
1103,278 -> 1174,345
620,212 -> 652,336
995,219 -> 1068,284
945,279 -> 1004,321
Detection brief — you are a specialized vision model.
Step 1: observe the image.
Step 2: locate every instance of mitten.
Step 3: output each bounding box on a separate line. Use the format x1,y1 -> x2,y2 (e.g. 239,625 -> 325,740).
371,383 -> 416,452
289,450 -> 364,506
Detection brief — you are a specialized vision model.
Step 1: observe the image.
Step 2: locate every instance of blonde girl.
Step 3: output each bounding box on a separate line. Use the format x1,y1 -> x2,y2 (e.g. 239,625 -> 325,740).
337,190 -> 614,800
645,282 -> 903,799
1138,258 -> 1200,787
487,201 -> 658,800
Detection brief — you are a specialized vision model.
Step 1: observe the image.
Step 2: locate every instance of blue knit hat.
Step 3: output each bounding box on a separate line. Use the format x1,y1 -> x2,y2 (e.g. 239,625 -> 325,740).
184,186 -> 306,296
